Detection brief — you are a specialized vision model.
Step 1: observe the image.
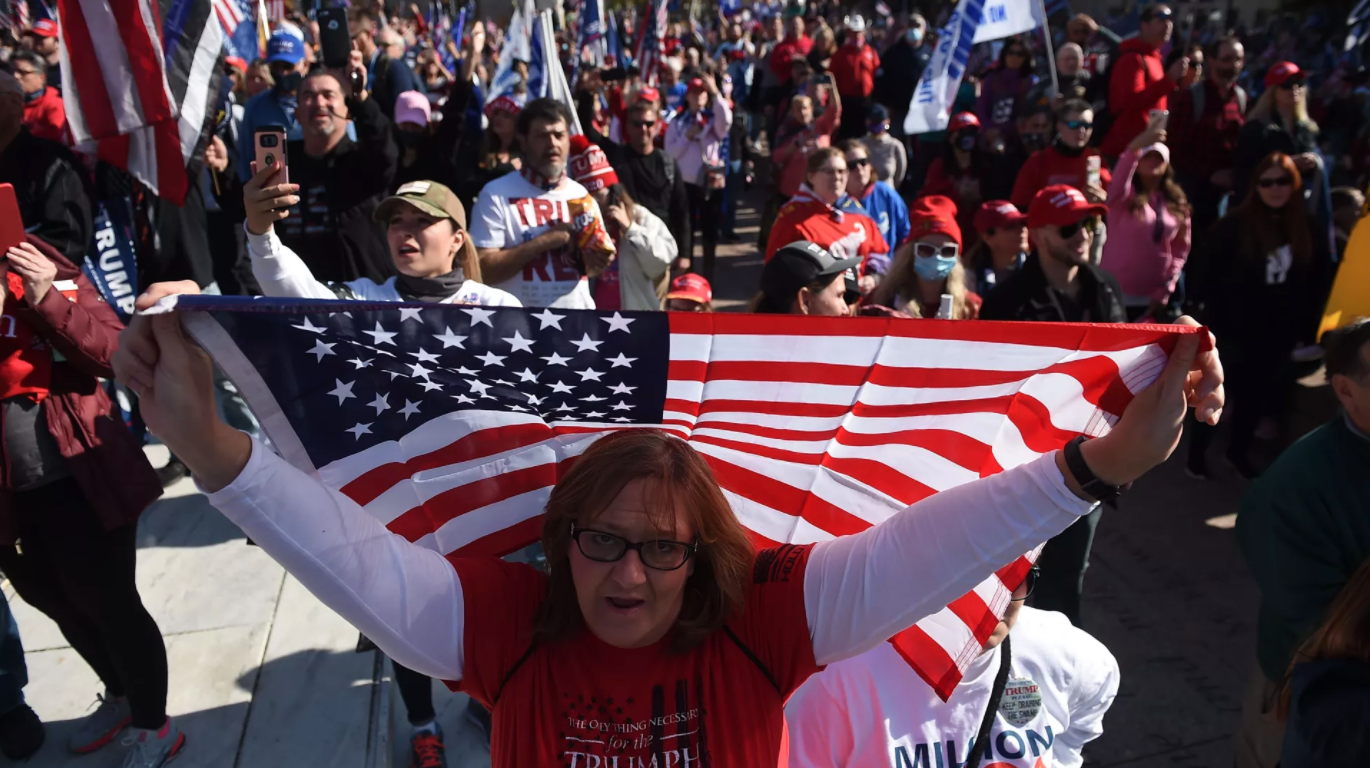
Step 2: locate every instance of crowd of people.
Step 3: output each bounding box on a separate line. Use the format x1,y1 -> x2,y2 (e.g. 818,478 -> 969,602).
0,0 -> 1360,767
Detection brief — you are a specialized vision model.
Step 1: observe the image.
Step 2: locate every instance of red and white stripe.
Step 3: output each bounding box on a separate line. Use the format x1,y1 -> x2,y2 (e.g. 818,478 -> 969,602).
57,0 -> 223,203
211,0 -> 242,36
305,315 -> 1185,699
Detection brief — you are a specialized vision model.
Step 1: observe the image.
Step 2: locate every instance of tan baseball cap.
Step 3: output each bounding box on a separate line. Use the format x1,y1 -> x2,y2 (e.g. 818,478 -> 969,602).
374,180 -> 467,229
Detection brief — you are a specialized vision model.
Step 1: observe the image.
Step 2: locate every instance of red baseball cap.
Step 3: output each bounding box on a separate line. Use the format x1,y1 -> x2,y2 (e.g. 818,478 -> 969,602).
637,86 -> 661,104
28,19 -> 58,38
686,77 -> 707,93
906,195 -> 962,249
1265,61 -> 1303,89
1027,184 -> 1108,229
974,200 -> 1028,233
666,273 -> 713,305
948,112 -> 980,132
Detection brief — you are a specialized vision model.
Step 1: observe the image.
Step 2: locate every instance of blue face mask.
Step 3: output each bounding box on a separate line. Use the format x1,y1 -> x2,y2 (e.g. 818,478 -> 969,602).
907,28 -> 925,45
914,253 -> 959,282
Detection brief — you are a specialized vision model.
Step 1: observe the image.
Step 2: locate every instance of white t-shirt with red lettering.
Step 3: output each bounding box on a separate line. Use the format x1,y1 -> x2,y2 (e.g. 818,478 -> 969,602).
785,607 -> 1120,768
468,170 -> 603,309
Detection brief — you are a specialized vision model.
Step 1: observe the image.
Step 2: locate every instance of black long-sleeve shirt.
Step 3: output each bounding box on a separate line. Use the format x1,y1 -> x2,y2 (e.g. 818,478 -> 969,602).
587,124 -> 691,259
278,94 -> 398,285
0,129 -> 92,265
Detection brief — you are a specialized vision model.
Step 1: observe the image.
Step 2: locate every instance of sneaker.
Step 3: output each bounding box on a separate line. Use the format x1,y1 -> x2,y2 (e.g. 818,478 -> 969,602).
409,725 -> 447,768
69,692 -> 131,753
119,719 -> 184,768
156,459 -> 189,488
0,702 -> 45,760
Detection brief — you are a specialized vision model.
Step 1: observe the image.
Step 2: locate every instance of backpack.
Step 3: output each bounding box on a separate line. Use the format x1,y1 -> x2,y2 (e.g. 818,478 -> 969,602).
1189,80 -> 1248,118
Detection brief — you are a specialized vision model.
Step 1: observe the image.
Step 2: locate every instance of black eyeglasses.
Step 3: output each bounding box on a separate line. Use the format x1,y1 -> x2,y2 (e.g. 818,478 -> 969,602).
1057,216 -> 1098,239
914,242 -> 960,259
570,524 -> 698,571
847,157 -> 871,167
1258,176 -> 1294,188
1061,119 -> 1093,130
1011,565 -> 1041,601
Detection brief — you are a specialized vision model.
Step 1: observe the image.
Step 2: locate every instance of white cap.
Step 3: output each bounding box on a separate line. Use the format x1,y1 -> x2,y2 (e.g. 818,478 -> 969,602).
846,14 -> 868,32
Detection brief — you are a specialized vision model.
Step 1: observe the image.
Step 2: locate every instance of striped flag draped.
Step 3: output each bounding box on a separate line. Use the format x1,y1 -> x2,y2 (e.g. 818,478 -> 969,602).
174,297 -> 1197,698
58,0 -> 224,204
634,0 -> 667,86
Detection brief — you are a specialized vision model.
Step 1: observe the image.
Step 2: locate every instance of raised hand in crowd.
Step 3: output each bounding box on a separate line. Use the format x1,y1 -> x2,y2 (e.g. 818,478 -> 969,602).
204,134 -> 230,174
6,242 -> 57,305
328,49 -> 369,103
242,162 -> 300,236
1167,55 -> 1198,88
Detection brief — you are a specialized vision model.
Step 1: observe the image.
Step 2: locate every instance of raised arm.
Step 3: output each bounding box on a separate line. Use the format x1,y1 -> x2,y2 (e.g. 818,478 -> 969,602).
241,163 -> 339,300
803,325 -> 1225,665
111,283 -> 467,680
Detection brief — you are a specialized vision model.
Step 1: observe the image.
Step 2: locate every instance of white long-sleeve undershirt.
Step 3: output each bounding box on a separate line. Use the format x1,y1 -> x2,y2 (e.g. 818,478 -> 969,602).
205,437 -> 1094,680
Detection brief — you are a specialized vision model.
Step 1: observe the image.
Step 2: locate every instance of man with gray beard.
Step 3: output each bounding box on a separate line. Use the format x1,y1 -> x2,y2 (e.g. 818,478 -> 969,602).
268,55 -> 399,284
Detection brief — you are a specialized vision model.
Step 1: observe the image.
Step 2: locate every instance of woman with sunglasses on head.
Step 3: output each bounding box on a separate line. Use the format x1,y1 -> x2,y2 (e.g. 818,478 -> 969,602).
869,196 -> 981,319
1099,120 -> 1191,323
1186,153 -> 1313,481
923,113 -> 993,248
976,35 -> 1039,148
765,148 -> 888,280
1010,99 -> 1111,211
1233,62 -> 1321,203
786,563 -> 1121,768
114,265 -> 1224,766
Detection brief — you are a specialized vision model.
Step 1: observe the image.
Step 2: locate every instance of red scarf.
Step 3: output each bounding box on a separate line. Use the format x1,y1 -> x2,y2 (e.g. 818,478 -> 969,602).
0,272 -> 51,402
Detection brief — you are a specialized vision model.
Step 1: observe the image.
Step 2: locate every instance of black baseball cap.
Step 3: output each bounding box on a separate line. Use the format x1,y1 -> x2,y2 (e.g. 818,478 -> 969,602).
759,241 -> 862,312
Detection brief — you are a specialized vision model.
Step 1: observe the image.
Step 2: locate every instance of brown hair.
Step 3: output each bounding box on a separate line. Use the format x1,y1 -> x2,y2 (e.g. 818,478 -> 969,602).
534,430 -> 756,653
1126,150 -> 1190,221
457,221 -> 482,284
805,146 -> 844,175
868,240 -> 975,319
1235,152 -> 1312,266
1279,557 -> 1370,717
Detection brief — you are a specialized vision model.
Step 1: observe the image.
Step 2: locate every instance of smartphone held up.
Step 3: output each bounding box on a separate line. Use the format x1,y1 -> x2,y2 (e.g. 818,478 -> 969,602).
254,125 -> 289,185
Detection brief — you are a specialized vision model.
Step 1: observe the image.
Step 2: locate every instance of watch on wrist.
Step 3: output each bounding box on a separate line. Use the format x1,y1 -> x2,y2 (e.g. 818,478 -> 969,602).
1064,435 -> 1121,502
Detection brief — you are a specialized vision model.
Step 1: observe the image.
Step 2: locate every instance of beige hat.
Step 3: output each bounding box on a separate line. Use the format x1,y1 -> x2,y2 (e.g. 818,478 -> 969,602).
373,180 -> 467,229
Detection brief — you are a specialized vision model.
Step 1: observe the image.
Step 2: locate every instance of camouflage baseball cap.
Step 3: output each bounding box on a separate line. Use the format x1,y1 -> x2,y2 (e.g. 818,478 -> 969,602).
374,180 -> 467,229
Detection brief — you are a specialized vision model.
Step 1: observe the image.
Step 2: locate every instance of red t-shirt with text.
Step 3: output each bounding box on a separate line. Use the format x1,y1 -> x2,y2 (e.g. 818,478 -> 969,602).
451,544 -> 820,767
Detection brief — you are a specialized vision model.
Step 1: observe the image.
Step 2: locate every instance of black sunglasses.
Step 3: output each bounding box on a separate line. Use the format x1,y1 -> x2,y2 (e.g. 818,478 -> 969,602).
847,157 -> 871,167
1061,119 -> 1093,130
1145,9 -> 1173,21
630,120 -> 658,128
1057,216 -> 1098,239
570,524 -> 698,571
1258,176 -> 1294,188
1277,79 -> 1305,90
1006,48 -> 1027,57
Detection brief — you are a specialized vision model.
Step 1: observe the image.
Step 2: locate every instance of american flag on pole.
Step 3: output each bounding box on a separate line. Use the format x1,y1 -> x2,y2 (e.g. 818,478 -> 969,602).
634,0 -> 667,87
173,297 -> 1194,698
58,0 -> 224,204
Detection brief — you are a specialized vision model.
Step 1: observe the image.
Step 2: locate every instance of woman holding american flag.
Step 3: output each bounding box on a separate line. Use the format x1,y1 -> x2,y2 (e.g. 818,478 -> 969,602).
111,280 -> 1224,767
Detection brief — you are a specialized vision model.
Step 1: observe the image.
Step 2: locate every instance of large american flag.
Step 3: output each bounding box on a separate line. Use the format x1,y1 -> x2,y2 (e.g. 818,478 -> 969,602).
633,0 -> 667,87
175,296 -> 1193,698
57,0 -> 223,204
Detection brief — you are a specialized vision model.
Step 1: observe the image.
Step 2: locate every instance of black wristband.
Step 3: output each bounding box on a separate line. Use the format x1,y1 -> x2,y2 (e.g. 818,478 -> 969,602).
1064,435 -> 1121,502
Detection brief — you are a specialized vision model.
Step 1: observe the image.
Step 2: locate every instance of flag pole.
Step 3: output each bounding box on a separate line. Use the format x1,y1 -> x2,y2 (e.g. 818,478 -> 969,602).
1036,0 -> 1059,96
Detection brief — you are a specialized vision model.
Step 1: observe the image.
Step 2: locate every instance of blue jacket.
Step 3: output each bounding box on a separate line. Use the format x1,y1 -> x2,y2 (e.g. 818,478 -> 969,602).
856,181 -> 909,275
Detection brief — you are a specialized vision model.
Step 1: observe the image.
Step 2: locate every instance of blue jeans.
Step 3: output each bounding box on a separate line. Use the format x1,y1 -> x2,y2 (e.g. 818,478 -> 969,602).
0,592 -> 29,716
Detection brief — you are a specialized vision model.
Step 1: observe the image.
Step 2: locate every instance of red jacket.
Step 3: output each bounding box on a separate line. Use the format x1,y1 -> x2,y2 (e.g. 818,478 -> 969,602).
1010,145 -> 1112,210
22,86 -> 65,144
1100,38 -> 1176,157
830,43 -> 880,98
0,236 -> 161,544
769,35 -> 813,84
765,188 -> 889,270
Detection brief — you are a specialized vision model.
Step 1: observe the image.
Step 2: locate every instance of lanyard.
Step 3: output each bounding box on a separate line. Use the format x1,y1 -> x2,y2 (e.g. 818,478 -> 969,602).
964,634 -> 1011,768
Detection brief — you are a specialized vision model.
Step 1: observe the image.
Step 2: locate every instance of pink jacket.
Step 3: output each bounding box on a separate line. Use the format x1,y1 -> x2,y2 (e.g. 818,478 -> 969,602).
771,97 -> 842,198
1101,149 -> 1190,304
